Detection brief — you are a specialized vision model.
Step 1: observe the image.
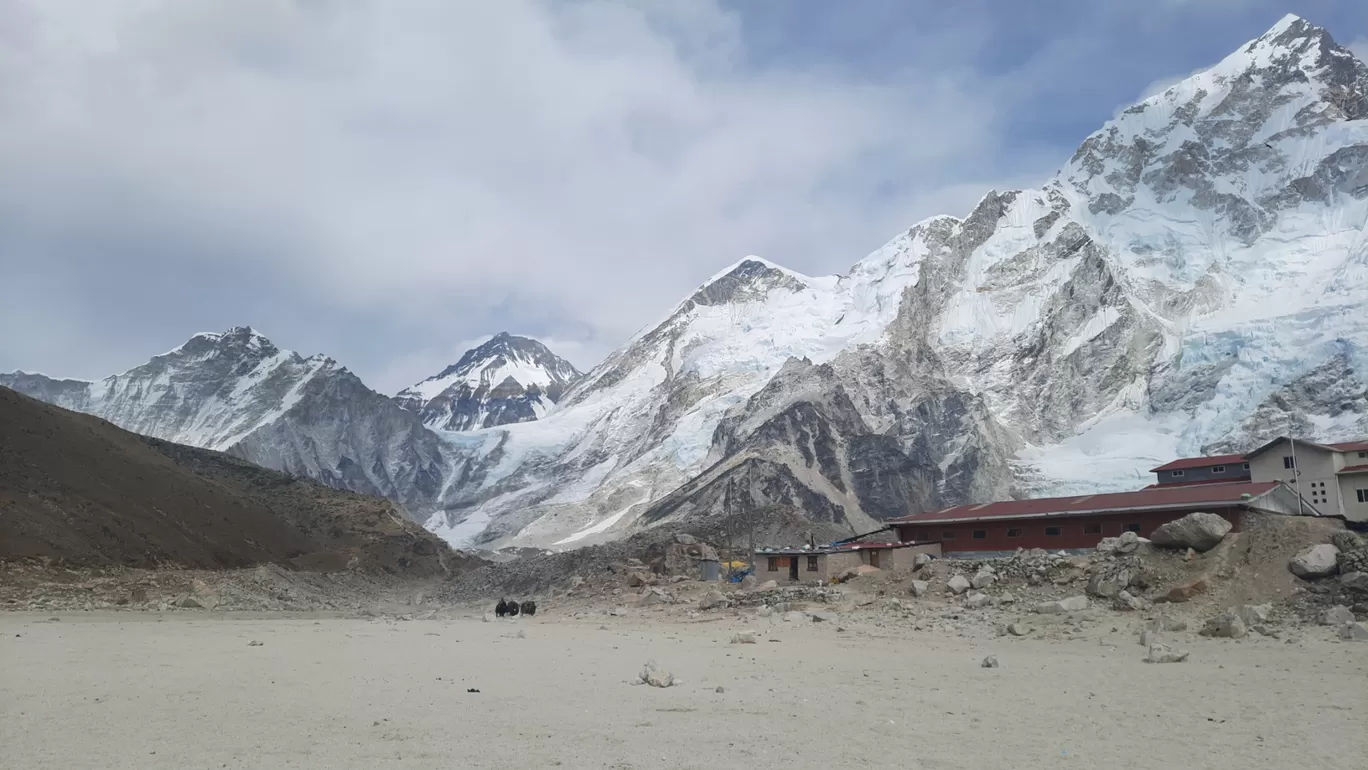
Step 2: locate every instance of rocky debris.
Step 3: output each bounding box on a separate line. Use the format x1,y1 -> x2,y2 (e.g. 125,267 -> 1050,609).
1036,596 -> 1089,614
1333,535 -> 1368,575
1149,513 -> 1232,552
966,592 -> 992,609
1233,604 -> 1272,627
1097,531 -> 1142,556
1145,643 -> 1189,664
1321,605 -> 1356,626
1144,615 -> 1189,633
639,587 -> 674,606
1339,623 -> 1368,642
909,580 -> 930,598
810,611 -> 838,623
636,660 -> 676,688
1086,561 -> 1134,598
971,568 -> 997,590
1330,530 -> 1363,553
981,655 -> 999,668
913,553 -> 933,570
1289,544 -> 1340,579
627,572 -> 656,588
1200,611 -> 1248,639
697,590 -> 726,610
1115,591 -> 1145,612
783,611 -> 808,623
1163,579 -> 1208,603
947,575 -> 972,595
739,574 -> 757,591
1007,622 -> 1032,636
1340,572 -> 1368,593
730,631 -> 757,644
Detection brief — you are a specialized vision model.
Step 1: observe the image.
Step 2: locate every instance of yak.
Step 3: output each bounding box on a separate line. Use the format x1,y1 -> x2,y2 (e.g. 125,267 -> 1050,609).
494,599 -> 508,618
520,601 -> 537,616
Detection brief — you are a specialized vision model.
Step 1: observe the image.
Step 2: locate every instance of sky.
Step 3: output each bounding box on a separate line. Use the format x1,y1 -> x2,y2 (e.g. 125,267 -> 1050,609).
1,0 -> 1365,394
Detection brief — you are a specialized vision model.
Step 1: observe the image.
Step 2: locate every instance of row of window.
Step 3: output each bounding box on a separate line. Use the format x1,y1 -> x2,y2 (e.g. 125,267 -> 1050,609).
1171,462 -> 1249,478
766,553 -> 879,573
943,522 -> 1142,540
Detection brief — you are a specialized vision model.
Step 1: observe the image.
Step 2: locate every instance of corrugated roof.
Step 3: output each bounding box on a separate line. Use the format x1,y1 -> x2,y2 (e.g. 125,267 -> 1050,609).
754,541 -> 920,555
1330,441 -> 1368,453
887,481 -> 1281,525
1149,454 -> 1247,473
1337,464 -> 1368,474
1143,478 -> 1251,489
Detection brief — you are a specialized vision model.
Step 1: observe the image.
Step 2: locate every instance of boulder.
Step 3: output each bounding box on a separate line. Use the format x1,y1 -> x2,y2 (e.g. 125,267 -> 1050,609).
1149,513 -> 1232,552
1095,537 -> 1120,555
1330,530 -> 1364,553
754,580 -> 779,593
1199,611 -> 1248,639
739,574 -> 758,591
1340,572 -> 1368,593
757,606 -> 773,618
913,553 -> 933,570
1007,622 -> 1032,636
1339,622 -> 1368,642
1233,604 -> 1272,627
1289,544 -> 1340,579
697,590 -> 726,610
1114,531 -> 1141,554
966,592 -> 992,609
638,660 -> 675,688
971,569 -> 997,590
640,587 -> 674,606
981,655 -> 999,669
1087,568 -> 1131,598
1164,579 -> 1208,603
782,611 -> 808,623
909,580 -> 930,598
1036,596 -> 1089,614
1321,605 -> 1356,626
1145,643 -> 1190,664
627,572 -> 656,588
1115,590 -> 1145,612
729,631 -> 757,644
947,575 -> 972,595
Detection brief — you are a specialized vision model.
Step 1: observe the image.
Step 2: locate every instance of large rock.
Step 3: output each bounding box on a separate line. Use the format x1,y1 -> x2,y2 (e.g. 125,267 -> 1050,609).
754,580 -> 778,593
970,569 -> 997,590
638,660 -> 675,688
1289,544 -> 1340,579
966,592 -> 992,609
1340,572 -> 1368,593
698,590 -> 726,610
739,574 -> 758,591
639,587 -> 674,606
909,580 -> 930,598
1115,590 -> 1145,612
1199,611 -> 1248,639
627,571 -> 656,587
1233,604 -> 1272,627
1006,621 -> 1032,636
1114,531 -> 1141,554
1087,567 -> 1132,598
1036,596 -> 1089,614
1149,513 -> 1232,552
729,631 -> 757,644
913,553 -> 933,570
947,575 -> 972,595
1145,643 -> 1190,664
1321,605 -> 1355,626
1331,530 -> 1364,552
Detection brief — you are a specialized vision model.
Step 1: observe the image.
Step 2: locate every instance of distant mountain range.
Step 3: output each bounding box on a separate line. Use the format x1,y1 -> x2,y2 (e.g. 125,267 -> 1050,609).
5,15 -> 1367,551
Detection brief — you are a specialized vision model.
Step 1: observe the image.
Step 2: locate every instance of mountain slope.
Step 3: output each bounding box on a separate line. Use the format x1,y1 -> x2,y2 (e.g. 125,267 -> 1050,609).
0,386 -> 459,573
394,333 -> 582,431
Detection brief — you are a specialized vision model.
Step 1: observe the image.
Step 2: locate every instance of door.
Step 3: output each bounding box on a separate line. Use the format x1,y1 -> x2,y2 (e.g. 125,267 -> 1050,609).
789,557 -> 799,581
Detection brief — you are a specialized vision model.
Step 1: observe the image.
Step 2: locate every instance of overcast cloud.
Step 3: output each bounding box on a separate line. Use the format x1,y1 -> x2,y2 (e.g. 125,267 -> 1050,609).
1,0 -> 1364,392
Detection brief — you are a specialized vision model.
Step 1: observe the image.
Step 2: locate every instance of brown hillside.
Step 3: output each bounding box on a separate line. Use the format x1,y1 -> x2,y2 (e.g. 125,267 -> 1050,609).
0,386 -> 464,575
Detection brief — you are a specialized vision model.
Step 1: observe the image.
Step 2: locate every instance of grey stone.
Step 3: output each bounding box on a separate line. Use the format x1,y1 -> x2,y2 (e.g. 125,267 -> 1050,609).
697,590 -> 726,610
1036,596 -> 1089,614
1145,642 -> 1189,663
1007,622 -> 1032,636
947,575 -> 972,595
1233,604 -> 1272,627
1095,537 -> 1120,554
966,592 -> 993,609
730,631 -> 757,644
640,587 -> 673,606
638,660 -> 675,688
1338,572 -> 1368,593
739,574 -> 758,591
971,569 -> 997,590
1200,612 -> 1248,639
913,553 -> 933,570
754,580 -> 779,593
1114,531 -> 1141,554
757,606 -> 773,618
1289,544 -> 1340,579
910,580 -> 930,598
1321,605 -> 1355,626
981,655 -> 999,668
1339,622 -> 1368,642
1087,569 -> 1131,598
1116,590 -> 1145,611
1149,512 -> 1233,552
783,611 -> 808,623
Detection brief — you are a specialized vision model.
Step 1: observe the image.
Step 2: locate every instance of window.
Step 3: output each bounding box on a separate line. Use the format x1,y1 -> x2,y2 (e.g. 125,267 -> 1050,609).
942,531 -> 956,540
1243,462 -> 1250,470
1171,470 -> 1185,477
806,555 -> 818,572
1211,465 -> 1226,474
767,557 -> 779,572
1359,451 -> 1367,458
1006,528 -> 1023,538
1283,456 -> 1296,469
1045,526 -> 1062,536
1125,523 -> 1142,533
972,530 -> 987,540
1083,523 -> 1102,535
1358,489 -> 1368,504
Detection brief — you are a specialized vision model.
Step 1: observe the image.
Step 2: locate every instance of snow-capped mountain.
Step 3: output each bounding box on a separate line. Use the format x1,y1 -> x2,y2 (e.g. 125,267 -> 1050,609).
0,327 -> 448,514
394,333 -> 582,431
6,15 -> 1367,550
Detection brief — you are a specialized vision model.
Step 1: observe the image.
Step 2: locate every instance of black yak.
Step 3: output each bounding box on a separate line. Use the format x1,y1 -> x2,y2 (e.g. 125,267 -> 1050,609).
520,601 -> 537,616
494,599 -> 508,618
507,601 -> 519,617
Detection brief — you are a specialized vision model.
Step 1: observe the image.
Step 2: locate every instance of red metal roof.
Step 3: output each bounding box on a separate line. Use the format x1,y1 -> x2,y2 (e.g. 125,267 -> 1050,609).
755,541 -> 920,555
1338,464 -> 1368,474
1149,454 -> 1247,473
1330,441 -> 1368,453
887,481 -> 1281,525
1142,478 -> 1251,489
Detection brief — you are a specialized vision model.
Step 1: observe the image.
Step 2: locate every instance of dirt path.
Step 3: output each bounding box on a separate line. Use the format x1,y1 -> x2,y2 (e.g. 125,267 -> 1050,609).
2,610 -> 1365,769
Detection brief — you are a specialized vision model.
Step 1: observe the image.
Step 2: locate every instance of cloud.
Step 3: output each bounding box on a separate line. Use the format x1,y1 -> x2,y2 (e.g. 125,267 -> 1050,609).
1349,36 -> 1368,60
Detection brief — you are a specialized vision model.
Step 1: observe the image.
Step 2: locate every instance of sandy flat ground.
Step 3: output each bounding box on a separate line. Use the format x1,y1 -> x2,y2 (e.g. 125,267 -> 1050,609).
1,610 -> 1365,770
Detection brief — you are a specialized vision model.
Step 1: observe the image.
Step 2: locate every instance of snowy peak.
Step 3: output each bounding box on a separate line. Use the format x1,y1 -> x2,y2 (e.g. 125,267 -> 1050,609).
395,333 -> 583,431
